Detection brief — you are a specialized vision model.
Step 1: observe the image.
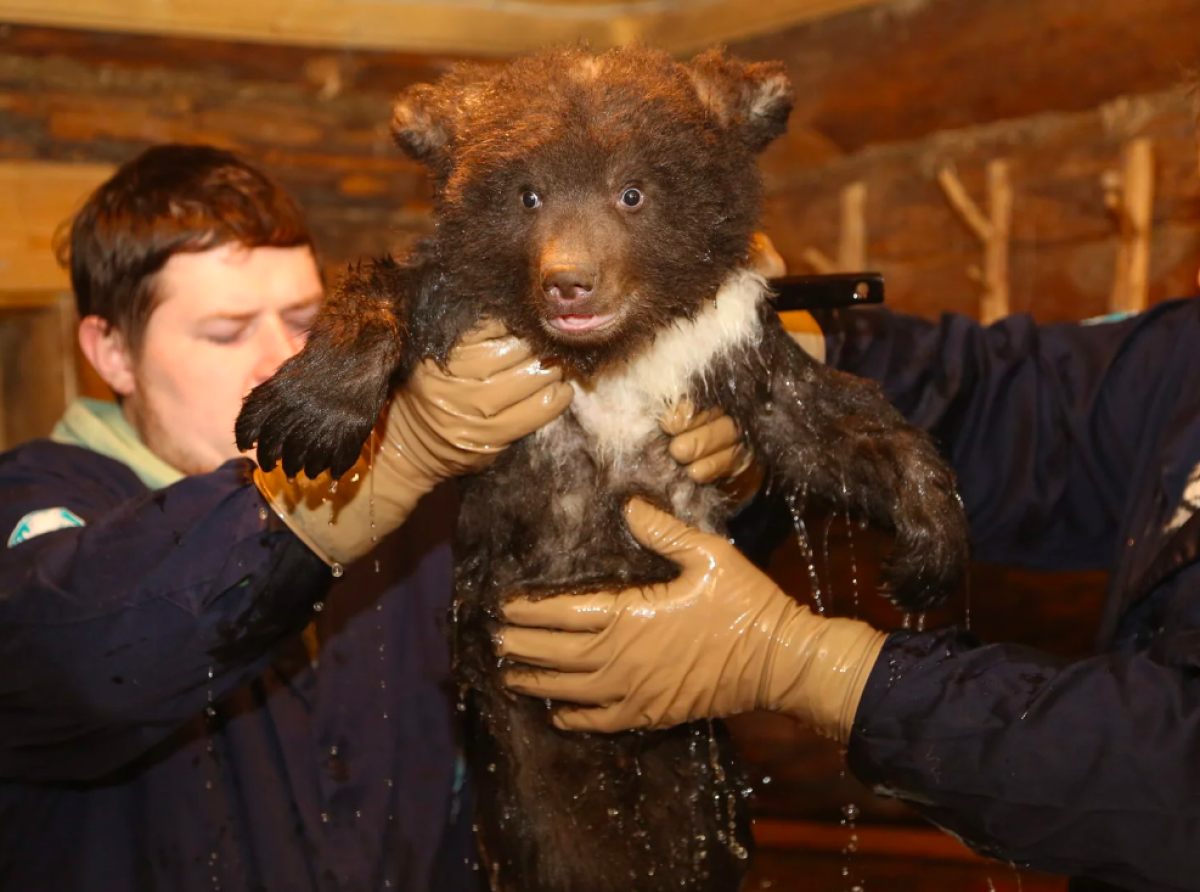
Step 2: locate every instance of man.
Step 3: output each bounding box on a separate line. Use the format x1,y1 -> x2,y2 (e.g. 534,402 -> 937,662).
498,192 -> 1200,889
0,143 -> 746,892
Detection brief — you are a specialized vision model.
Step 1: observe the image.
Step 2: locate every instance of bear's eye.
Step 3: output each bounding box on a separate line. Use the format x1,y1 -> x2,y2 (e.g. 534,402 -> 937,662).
620,188 -> 644,209
520,190 -> 542,210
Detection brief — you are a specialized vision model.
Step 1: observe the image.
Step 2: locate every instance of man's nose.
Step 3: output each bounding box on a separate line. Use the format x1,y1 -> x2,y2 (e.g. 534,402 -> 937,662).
252,315 -> 302,385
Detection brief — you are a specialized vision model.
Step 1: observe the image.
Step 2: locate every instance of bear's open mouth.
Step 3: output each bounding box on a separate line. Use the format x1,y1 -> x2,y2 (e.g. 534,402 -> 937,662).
547,312 -> 618,334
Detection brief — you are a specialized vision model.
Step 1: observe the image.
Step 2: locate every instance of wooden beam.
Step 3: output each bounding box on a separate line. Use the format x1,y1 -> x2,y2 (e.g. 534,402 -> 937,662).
1104,137 -> 1157,315
0,0 -> 890,57
736,0 -> 1200,153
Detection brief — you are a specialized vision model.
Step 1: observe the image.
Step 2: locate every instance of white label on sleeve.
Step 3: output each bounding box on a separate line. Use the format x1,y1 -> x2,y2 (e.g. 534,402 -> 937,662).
7,508 -> 86,547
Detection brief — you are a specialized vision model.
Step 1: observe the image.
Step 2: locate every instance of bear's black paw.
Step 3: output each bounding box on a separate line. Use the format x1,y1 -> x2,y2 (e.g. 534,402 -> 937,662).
236,349 -> 390,480
879,512 -> 969,613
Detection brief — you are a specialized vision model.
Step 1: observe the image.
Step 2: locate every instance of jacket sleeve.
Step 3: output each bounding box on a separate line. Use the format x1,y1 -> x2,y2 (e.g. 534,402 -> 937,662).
847,572 -> 1200,892
824,301 -> 1196,569
0,448 -> 331,782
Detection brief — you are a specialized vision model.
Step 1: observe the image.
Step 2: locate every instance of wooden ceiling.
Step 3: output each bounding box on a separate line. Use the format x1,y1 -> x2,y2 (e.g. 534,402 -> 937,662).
0,0 -> 891,56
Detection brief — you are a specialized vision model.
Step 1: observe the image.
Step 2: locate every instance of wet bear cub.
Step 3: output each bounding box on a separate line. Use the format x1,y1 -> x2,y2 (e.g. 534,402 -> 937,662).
237,46 -> 968,892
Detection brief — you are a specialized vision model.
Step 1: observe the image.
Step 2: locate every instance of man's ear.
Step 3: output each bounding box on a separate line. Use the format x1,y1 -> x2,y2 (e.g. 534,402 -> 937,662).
78,315 -> 135,398
686,48 -> 794,154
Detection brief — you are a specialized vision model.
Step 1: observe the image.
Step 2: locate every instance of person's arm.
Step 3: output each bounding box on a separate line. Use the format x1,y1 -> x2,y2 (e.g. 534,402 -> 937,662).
0,450 -> 329,783
848,600 -> 1200,892
824,300 -> 1196,569
499,501 -> 1200,891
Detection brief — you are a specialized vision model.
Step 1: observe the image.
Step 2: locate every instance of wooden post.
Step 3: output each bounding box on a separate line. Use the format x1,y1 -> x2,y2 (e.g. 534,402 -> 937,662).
937,160 -> 1012,324
1103,137 -> 1155,315
802,180 -> 868,274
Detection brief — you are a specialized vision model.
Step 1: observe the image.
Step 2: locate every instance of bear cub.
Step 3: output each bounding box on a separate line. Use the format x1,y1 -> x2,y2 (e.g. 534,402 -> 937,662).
237,45 -> 968,892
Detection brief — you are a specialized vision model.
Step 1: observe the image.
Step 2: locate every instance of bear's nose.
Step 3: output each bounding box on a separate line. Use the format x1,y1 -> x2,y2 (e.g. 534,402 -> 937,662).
542,264 -> 596,302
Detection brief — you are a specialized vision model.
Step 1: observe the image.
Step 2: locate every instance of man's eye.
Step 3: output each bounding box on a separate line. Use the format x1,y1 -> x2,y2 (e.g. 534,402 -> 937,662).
202,327 -> 247,345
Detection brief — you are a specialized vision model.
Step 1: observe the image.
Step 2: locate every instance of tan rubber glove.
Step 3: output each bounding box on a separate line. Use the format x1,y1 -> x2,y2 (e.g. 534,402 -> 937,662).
256,321 -> 574,568
660,399 -> 751,485
500,498 -> 887,743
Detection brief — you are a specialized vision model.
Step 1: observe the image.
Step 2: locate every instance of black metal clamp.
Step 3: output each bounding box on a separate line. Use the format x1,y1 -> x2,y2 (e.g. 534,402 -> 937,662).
767,272 -> 885,313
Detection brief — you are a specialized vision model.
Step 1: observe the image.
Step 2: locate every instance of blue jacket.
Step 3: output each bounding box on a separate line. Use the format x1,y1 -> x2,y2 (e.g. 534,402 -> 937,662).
0,444 -> 478,892
830,300 -> 1200,892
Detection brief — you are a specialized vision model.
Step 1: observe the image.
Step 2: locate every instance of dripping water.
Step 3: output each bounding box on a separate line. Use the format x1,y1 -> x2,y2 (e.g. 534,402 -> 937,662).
785,491 -> 825,615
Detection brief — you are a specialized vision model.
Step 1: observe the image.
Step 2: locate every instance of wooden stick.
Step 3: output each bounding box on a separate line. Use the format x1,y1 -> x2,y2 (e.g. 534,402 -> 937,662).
802,180 -> 867,274
938,161 -> 1012,324
983,160 -> 1013,325
800,247 -> 837,275
937,167 -> 993,242
837,180 -> 868,271
1105,137 -> 1155,315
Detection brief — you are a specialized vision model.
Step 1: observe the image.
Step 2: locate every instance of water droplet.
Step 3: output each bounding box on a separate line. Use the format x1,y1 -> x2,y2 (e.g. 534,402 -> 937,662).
607,807 -> 619,817
329,745 -> 338,757
330,563 -> 344,578
320,812 -> 329,823
205,780 -> 213,790
841,803 -> 860,820
258,506 -> 269,522
761,775 -> 772,785
487,763 -> 497,773
374,559 -> 381,574
312,601 -> 324,612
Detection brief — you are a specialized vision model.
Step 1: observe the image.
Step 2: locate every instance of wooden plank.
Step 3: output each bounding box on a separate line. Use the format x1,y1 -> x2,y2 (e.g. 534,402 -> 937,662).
0,294 -> 75,450
745,846 -> 1066,891
753,818 -> 984,863
0,0 -> 891,56
0,24 -> 474,95
0,161 -> 114,291
733,0 -> 1200,152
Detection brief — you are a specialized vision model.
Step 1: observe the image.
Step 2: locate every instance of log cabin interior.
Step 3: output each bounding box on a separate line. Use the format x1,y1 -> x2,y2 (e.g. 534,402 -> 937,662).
2,1 -> 1199,889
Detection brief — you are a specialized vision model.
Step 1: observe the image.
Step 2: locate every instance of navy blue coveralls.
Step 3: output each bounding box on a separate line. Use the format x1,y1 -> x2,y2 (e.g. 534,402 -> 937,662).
825,299 -> 1200,892
0,448 -> 479,892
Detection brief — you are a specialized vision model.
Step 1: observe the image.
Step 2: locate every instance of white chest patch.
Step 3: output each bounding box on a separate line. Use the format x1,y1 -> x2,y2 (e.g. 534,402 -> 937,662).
554,268 -> 767,459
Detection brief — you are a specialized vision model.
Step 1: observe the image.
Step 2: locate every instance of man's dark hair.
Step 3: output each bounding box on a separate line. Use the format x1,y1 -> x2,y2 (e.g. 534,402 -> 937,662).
56,144 -> 315,353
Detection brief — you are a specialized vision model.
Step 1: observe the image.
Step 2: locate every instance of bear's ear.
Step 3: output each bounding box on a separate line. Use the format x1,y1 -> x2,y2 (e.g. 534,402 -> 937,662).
391,83 -> 452,165
685,48 -> 793,153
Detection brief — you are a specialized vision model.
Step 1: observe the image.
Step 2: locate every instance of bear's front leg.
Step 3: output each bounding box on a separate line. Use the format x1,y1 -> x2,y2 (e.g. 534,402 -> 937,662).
709,310 -> 969,612
236,258 -> 412,479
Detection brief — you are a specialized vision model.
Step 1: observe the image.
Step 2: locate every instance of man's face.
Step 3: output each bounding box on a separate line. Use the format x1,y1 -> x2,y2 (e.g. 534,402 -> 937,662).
123,244 -> 323,476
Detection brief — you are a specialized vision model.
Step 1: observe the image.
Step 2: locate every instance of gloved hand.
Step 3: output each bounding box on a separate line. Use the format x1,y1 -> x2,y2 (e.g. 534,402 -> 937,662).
500,498 -> 887,743
660,399 -> 751,485
256,320 -> 574,567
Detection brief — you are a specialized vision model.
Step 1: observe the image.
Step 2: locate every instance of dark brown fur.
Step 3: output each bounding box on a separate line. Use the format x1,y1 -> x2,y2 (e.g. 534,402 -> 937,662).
236,46 -> 969,892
